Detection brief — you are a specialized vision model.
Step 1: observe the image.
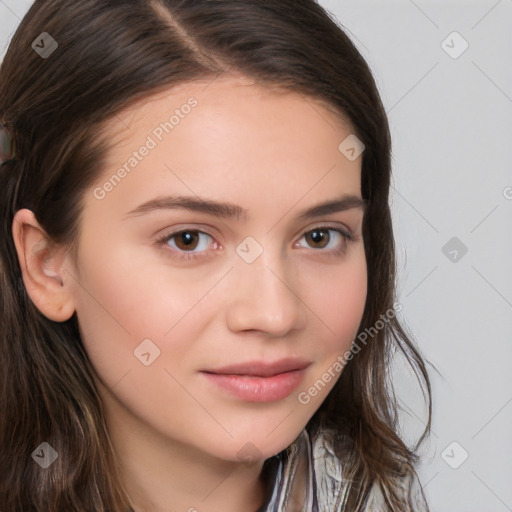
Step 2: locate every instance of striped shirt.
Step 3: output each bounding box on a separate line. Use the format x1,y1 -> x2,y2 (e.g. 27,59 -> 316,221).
257,428 -> 429,512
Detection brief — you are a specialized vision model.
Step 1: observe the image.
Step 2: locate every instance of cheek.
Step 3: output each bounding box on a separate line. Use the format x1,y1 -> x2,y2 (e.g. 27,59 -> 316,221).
296,263 -> 367,410
327,264 -> 367,346
69,240 -> 208,389
304,249 -> 367,348
297,250 -> 367,398
72,236 -> 211,334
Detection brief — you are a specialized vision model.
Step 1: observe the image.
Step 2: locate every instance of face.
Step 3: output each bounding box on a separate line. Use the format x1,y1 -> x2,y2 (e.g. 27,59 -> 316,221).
67,74 -> 367,462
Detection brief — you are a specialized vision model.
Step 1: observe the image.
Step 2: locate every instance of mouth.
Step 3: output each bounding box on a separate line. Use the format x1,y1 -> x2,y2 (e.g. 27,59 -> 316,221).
200,358 -> 311,402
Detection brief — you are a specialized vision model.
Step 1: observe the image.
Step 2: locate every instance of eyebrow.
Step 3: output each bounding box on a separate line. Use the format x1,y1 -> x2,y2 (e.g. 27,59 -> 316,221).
123,193 -> 367,221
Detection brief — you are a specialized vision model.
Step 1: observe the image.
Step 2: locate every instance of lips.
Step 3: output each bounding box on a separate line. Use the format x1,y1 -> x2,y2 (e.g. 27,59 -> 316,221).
199,358 -> 312,402
202,357 -> 312,377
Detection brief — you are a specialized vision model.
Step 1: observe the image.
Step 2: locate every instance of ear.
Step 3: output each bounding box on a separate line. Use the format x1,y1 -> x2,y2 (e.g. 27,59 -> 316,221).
12,208 -> 76,322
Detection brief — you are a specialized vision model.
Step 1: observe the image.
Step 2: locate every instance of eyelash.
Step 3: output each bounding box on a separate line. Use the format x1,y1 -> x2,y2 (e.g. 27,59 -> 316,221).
156,225 -> 355,262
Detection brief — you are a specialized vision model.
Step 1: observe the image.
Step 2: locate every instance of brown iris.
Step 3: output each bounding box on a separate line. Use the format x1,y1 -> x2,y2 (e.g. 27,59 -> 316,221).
304,229 -> 330,249
174,231 -> 201,251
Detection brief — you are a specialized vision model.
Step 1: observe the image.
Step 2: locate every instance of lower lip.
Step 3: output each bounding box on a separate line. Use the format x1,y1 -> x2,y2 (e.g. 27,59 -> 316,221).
200,369 -> 307,402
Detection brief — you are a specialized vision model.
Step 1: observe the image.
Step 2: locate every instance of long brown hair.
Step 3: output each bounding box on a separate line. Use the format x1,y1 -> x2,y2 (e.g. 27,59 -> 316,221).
0,1 -> 432,510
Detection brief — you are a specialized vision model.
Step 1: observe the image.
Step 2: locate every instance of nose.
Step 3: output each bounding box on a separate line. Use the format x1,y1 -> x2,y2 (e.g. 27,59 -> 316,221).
225,245 -> 307,337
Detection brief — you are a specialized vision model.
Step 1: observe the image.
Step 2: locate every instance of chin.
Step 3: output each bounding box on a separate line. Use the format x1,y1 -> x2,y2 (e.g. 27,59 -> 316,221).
217,422 -> 310,463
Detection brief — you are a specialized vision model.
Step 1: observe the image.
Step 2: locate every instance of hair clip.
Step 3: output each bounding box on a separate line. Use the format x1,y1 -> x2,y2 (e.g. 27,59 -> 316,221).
0,123 -> 17,165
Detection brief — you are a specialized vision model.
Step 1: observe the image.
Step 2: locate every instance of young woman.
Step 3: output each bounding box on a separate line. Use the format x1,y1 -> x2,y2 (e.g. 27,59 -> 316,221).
0,1 -> 432,511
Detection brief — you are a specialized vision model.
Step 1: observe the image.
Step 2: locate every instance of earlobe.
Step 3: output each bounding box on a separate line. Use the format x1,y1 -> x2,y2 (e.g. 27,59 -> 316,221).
12,208 -> 76,322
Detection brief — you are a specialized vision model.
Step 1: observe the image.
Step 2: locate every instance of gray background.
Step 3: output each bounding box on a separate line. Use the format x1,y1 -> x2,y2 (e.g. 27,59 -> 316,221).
1,1 -> 511,510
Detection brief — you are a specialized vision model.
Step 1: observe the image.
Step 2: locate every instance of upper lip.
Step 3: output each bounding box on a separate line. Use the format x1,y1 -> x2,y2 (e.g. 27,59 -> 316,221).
202,358 -> 312,377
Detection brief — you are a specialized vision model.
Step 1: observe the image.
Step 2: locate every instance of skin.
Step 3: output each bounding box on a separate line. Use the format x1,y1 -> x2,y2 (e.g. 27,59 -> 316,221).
13,74 -> 367,512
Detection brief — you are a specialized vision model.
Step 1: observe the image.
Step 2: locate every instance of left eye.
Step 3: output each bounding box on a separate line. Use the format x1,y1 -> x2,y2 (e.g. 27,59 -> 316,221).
295,227 -> 351,250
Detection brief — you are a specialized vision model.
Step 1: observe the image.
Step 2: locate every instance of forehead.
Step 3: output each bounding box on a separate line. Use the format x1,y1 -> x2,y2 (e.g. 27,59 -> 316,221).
104,73 -> 352,136
90,75 -> 362,219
